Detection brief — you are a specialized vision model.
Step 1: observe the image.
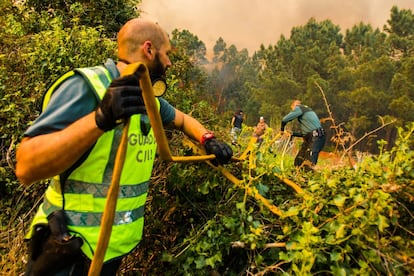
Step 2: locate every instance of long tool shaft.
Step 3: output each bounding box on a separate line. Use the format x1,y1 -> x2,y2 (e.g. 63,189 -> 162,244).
88,119 -> 129,275
88,63 -> 216,275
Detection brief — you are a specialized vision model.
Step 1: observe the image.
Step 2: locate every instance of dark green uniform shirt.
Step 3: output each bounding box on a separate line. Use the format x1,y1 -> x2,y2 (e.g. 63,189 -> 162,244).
281,105 -> 321,135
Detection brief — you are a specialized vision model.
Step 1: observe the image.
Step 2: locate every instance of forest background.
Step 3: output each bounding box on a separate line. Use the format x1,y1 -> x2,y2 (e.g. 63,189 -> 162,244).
0,0 -> 413,275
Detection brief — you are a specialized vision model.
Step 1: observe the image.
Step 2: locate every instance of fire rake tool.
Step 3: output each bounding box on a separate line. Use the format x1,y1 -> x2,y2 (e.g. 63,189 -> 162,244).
88,62 -> 303,275
88,63 -> 217,275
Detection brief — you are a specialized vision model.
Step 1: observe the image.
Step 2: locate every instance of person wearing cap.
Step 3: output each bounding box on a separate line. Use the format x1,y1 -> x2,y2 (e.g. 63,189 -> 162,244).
15,18 -> 233,275
281,100 -> 325,168
253,116 -> 269,144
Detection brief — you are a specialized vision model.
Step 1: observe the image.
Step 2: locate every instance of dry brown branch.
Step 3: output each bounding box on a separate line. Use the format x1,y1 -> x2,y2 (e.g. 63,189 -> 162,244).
0,216 -> 27,276
251,261 -> 288,276
314,81 -> 396,166
6,138 -> 16,172
314,81 -> 352,153
231,241 -> 286,248
343,116 -> 396,155
314,81 -> 355,167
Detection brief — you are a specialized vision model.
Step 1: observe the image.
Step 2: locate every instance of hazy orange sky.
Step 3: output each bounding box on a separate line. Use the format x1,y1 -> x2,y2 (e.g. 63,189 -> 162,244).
139,0 -> 414,54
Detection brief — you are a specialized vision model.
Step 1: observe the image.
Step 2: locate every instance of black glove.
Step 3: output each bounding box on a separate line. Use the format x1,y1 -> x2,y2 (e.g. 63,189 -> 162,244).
95,75 -> 146,131
280,122 -> 286,132
204,138 -> 233,166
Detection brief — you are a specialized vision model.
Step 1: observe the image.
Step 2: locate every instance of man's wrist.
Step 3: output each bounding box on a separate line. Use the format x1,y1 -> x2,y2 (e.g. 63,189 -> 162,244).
200,132 -> 215,145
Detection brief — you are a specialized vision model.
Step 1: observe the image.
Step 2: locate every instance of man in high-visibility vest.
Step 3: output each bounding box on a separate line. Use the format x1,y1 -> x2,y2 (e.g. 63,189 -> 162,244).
16,18 -> 232,275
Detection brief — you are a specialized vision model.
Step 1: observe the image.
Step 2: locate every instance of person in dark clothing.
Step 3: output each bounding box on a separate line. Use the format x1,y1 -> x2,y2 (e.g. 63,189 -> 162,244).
230,110 -> 244,145
281,100 -> 325,168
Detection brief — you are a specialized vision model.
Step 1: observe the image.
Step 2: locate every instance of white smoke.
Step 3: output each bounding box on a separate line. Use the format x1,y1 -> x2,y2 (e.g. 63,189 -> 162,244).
140,0 -> 414,54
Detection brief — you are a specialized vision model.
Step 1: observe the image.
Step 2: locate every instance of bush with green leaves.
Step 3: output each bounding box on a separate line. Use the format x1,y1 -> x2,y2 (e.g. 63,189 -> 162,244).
1,10 -> 116,183
127,124 -> 413,275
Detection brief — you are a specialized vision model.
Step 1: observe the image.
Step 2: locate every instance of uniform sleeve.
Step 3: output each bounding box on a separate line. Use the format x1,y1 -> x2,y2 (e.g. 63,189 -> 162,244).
24,75 -> 98,137
158,97 -> 176,125
281,106 -> 303,124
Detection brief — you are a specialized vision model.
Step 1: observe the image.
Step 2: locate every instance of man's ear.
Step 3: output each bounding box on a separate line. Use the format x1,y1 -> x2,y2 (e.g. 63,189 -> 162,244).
143,40 -> 153,59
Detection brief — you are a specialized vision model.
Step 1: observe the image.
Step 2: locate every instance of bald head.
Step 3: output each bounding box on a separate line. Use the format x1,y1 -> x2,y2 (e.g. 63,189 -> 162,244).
117,19 -> 170,63
291,100 -> 301,110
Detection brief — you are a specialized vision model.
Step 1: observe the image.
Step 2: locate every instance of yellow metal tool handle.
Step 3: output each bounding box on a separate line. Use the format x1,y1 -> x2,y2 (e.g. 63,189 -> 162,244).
124,62 -> 216,162
88,120 -> 129,275
89,63 -> 216,275
183,137 -> 284,217
88,66 -> 139,275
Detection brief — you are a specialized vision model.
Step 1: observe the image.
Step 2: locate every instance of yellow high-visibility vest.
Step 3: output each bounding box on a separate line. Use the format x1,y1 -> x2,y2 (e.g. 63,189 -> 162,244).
29,66 -> 159,262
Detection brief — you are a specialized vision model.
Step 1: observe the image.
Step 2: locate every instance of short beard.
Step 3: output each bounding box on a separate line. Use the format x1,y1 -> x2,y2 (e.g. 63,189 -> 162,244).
148,53 -> 165,83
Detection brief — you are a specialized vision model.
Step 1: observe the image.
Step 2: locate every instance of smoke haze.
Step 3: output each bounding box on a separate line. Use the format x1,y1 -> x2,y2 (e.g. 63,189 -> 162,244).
140,0 -> 414,54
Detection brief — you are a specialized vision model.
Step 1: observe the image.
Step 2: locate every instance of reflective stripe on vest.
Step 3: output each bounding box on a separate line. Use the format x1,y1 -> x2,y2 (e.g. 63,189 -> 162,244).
42,196 -> 146,226
30,66 -> 160,262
